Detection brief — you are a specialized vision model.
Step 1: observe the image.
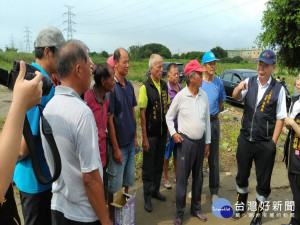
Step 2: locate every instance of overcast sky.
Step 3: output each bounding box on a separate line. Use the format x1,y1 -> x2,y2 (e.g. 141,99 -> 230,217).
0,0 -> 268,54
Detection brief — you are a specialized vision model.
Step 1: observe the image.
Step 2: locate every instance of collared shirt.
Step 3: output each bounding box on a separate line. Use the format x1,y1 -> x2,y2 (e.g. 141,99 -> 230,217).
289,97 -> 300,119
166,87 -> 211,144
138,77 -> 170,108
41,86 -> 102,222
167,81 -> 183,107
84,88 -> 109,167
107,76 -> 137,147
200,77 -> 226,115
241,77 -> 287,120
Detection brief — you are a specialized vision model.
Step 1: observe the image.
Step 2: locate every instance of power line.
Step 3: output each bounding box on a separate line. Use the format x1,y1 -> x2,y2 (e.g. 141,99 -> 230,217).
78,0 -> 258,37
77,0 -> 226,35
24,27 -> 32,52
63,5 -> 76,40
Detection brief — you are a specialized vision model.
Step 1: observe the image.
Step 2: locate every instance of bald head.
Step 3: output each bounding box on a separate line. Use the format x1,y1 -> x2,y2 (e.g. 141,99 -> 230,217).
57,40 -> 89,79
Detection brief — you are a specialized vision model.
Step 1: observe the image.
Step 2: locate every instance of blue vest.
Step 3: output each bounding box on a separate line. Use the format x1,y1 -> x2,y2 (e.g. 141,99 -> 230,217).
241,76 -> 282,142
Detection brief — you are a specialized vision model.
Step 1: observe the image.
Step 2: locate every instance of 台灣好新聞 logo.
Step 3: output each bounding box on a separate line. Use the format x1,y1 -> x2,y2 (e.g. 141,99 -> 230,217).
212,198 -> 233,218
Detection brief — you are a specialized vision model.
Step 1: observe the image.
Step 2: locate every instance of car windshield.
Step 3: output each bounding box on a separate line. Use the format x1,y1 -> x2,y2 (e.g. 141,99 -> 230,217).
242,72 -> 257,79
177,64 -> 184,72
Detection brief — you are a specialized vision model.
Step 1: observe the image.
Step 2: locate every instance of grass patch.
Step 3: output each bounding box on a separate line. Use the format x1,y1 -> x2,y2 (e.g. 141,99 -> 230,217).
0,117 -> 6,131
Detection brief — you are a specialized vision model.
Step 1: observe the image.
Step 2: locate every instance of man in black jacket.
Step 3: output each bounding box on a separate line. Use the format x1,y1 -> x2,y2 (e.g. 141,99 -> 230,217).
231,50 -> 287,225
139,54 -> 169,213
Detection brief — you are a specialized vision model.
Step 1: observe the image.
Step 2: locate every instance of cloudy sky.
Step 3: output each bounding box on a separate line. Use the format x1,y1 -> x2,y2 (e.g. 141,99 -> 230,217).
0,0 -> 268,54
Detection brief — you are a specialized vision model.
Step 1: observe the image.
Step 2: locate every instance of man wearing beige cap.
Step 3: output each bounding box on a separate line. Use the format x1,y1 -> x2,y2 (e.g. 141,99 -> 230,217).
13,26 -> 65,225
166,59 -> 211,225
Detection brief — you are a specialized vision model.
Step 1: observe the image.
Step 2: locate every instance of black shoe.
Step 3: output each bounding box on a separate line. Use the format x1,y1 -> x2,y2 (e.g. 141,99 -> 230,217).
250,213 -> 262,225
289,217 -> 297,225
250,199 -> 264,225
152,192 -> 166,201
144,197 -> 152,212
230,192 -> 248,220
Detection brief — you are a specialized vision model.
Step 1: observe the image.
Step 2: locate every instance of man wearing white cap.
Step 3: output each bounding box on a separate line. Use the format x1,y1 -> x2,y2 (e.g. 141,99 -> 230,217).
166,59 -> 211,225
13,26 -> 65,225
200,51 -> 226,203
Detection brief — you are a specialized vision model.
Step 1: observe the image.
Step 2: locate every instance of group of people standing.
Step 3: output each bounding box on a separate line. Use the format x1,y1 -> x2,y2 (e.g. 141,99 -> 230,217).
0,24 -> 299,225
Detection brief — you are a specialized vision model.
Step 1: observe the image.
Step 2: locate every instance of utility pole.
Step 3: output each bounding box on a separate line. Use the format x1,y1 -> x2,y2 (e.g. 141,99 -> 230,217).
63,5 -> 75,40
24,27 -> 32,52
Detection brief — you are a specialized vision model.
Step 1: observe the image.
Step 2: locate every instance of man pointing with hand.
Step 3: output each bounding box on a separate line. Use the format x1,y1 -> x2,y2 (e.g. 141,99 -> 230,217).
231,50 -> 286,225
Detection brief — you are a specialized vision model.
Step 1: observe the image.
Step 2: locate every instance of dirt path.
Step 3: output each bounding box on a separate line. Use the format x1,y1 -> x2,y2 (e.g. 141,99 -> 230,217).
0,86 -> 12,118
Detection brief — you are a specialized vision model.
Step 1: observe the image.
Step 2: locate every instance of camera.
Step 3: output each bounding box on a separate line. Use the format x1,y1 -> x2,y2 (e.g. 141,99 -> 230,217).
0,61 -> 53,96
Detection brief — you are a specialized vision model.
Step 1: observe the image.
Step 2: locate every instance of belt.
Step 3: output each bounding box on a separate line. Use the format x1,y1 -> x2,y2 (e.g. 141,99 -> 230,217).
210,114 -> 218,121
180,133 -> 202,144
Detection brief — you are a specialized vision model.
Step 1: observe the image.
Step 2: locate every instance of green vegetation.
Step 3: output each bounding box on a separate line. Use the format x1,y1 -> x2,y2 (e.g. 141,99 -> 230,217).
211,46 -> 228,59
1,51 -> 298,88
257,0 -> 300,71
0,51 -> 35,70
129,43 -> 172,60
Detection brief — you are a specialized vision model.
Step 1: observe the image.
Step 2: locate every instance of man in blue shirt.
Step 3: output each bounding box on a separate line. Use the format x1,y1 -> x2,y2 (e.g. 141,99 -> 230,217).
13,26 -> 65,225
200,51 -> 226,203
106,48 -> 138,219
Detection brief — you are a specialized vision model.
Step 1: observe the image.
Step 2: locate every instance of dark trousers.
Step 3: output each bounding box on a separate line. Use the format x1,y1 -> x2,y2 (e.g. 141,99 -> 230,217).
175,134 -> 205,219
51,210 -> 101,225
208,118 -> 220,195
20,189 -> 52,225
142,136 -> 167,198
235,135 -> 276,201
0,184 -> 21,225
289,173 -> 300,224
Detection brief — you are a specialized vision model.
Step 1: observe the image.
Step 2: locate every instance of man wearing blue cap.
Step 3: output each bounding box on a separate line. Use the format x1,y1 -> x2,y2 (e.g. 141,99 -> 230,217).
231,50 -> 287,225
200,51 -> 226,203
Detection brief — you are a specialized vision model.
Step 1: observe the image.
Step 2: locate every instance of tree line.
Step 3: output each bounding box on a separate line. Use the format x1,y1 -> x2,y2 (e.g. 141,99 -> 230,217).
128,44 -> 243,63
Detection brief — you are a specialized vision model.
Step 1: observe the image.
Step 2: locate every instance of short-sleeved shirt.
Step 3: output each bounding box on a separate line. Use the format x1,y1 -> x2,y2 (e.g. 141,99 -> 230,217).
13,62 -> 54,194
84,88 -> 109,167
289,97 -> 300,119
138,77 -> 170,108
41,86 -> 103,222
200,77 -> 226,116
107,76 -> 137,147
241,77 -> 287,120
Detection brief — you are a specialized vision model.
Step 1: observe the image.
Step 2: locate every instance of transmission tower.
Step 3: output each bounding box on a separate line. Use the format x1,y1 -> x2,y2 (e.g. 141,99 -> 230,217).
10,34 -> 15,49
24,27 -> 32,52
63,5 -> 75,40
19,41 -> 23,52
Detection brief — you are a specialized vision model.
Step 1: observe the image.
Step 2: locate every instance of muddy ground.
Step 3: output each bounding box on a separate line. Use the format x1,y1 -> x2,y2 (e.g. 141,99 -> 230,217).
1,81 -> 293,225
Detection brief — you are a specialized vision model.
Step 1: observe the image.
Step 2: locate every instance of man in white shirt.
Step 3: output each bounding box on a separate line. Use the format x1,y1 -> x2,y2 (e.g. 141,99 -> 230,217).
231,49 -> 286,225
41,40 -> 111,225
166,59 -> 211,225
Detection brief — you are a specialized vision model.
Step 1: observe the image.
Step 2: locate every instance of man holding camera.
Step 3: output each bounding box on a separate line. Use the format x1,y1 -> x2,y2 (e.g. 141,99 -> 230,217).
13,26 -> 65,225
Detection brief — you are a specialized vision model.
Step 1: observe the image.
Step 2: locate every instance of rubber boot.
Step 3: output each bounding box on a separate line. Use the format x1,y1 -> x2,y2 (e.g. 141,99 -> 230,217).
250,199 -> 264,225
231,192 -> 248,220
